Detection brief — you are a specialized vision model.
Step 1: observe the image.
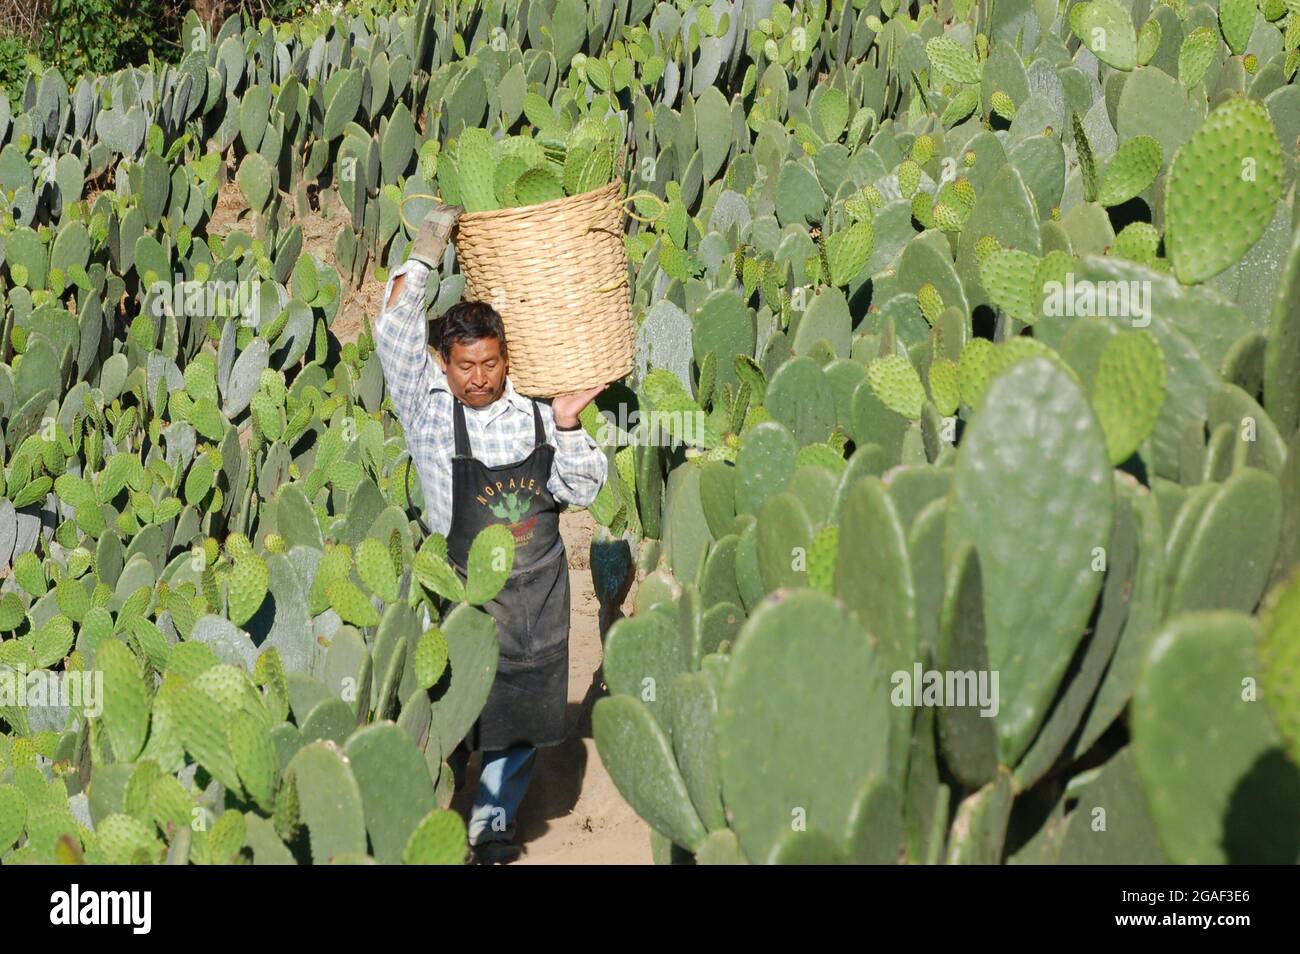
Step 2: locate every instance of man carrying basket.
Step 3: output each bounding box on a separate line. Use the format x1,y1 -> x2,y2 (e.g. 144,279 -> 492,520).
373,204 -> 609,864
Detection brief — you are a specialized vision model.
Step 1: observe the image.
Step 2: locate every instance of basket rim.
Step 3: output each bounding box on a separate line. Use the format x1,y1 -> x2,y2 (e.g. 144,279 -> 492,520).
455,178 -> 626,226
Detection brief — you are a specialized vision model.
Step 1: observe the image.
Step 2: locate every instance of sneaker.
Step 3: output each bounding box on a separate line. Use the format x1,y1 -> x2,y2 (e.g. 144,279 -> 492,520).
409,203 -> 464,269
469,841 -> 523,865
471,820 -> 518,844
469,821 -> 522,865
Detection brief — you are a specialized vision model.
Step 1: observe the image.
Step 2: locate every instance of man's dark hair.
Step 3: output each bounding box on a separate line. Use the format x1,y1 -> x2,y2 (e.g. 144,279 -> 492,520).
437,300 -> 507,360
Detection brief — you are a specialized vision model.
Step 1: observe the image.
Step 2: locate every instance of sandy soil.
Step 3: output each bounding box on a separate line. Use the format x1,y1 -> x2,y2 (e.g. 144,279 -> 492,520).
207,175 -> 248,237
450,509 -> 653,865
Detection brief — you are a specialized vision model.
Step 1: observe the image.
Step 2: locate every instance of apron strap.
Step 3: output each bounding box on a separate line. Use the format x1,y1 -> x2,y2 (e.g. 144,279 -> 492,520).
531,399 -> 545,449
452,397 -> 472,458
403,452 -> 434,535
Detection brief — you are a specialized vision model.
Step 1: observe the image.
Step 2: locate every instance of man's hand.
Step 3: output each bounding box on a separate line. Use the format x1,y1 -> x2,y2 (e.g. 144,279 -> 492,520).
409,203 -> 464,269
552,384 -> 608,429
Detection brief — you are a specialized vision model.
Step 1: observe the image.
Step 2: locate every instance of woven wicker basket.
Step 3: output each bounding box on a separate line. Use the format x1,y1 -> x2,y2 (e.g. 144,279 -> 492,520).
452,179 -> 635,397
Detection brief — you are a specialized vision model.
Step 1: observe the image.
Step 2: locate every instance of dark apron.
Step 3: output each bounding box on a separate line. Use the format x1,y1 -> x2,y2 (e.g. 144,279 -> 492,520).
447,396 -> 569,751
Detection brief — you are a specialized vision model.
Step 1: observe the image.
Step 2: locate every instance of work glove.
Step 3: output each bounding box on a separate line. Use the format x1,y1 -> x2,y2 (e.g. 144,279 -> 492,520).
409,203 -> 464,269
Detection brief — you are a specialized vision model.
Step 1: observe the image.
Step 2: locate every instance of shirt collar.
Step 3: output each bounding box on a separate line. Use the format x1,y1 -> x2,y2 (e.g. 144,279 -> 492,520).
429,353 -> 534,423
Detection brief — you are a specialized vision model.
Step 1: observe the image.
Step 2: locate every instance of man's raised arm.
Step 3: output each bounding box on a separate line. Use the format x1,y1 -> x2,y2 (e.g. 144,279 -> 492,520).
373,204 -> 462,429
373,261 -> 439,430
372,205 -> 463,532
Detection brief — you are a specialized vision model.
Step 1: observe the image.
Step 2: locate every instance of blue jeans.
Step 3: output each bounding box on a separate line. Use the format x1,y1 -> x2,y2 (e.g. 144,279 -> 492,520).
466,746 -> 537,846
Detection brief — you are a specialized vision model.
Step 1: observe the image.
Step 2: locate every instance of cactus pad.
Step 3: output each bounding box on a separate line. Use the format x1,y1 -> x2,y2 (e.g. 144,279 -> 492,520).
1133,612 -> 1297,862
1098,136 -> 1161,207
229,709 -> 278,813
96,638 -> 150,763
1260,572 -> 1300,767
344,723 -> 438,865
226,547 -> 268,627
466,524 -> 515,605
980,248 -> 1042,323
866,355 -> 926,421
824,221 -> 873,287
402,808 -> 467,864
593,694 -> 707,853
1091,330 -> 1166,464
1218,0 -> 1255,55
948,358 -> 1114,766
717,590 -> 895,864
1178,27 -> 1220,89
414,625 -> 449,690
927,358 -> 960,417
1164,97 -> 1283,284
286,741 -> 367,864
1069,1 -> 1138,71
926,37 -> 982,85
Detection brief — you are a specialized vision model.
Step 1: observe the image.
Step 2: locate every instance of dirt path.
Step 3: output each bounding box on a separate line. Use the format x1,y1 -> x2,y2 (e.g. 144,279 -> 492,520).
449,509 -> 652,864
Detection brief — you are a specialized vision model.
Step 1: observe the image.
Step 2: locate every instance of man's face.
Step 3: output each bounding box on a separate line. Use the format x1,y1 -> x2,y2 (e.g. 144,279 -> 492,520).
440,335 -> 507,408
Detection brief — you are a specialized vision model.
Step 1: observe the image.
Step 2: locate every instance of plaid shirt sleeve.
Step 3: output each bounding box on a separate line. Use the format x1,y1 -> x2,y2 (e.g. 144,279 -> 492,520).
540,402 -> 608,508
373,260 -> 455,537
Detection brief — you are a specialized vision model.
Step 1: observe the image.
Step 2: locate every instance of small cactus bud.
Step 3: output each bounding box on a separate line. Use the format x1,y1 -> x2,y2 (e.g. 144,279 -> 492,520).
911,190 -> 935,228
226,532 -> 253,562
933,203 -> 963,232
917,283 -> 943,324
952,177 -> 976,211
991,90 -> 1016,121
844,192 -> 873,221
911,134 -> 935,166
734,243 -> 748,282
975,234 -> 1001,265
897,159 -> 922,197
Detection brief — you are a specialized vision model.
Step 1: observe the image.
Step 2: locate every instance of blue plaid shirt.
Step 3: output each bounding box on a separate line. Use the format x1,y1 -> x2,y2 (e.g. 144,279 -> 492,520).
373,260 -> 608,537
